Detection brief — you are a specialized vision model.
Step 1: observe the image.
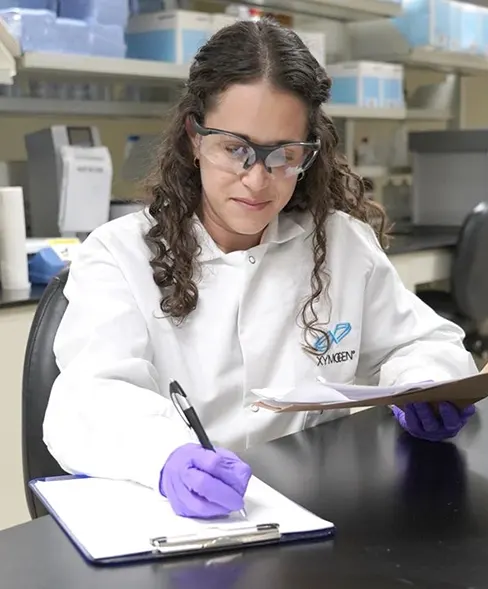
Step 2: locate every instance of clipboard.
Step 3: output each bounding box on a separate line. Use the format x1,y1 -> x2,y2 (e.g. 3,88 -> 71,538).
252,365 -> 488,413
29,475 -> 335,566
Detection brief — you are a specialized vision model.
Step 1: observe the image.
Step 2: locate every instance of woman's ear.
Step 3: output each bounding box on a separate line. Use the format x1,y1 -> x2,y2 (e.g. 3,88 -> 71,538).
185,116 -> 199,156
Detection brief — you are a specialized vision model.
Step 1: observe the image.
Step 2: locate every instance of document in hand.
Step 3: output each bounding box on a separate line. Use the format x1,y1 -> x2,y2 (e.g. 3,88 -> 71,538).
29,475 -> 334,565
251,366 -> 488,413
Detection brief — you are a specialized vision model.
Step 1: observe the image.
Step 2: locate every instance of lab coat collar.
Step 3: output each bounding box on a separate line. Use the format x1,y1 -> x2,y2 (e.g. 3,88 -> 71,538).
193,212 -> 306,263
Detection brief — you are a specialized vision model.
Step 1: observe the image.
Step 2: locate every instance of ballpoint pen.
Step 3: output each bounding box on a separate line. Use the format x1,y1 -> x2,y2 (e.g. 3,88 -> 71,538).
169,379 -> 247,519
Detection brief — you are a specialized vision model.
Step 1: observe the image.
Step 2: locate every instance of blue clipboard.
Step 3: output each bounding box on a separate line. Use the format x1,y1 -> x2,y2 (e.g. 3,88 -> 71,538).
29,475 -> 335,566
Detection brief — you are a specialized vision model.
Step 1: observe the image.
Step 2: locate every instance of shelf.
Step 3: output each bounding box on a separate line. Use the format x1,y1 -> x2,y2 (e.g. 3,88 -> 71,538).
349,19 -> 488,74
0,97 -> 170,118
0,98 -> 449,122
326,104 -> 406,119
406,108 -> 452,121
212,0 -> 402,20
400,47 -> 488,74
17,53 -> 189,85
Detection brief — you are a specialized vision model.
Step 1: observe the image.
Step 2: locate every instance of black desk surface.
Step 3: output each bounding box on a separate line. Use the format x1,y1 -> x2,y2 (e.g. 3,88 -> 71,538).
3,401 -> 488,589
388,225 -> 460,255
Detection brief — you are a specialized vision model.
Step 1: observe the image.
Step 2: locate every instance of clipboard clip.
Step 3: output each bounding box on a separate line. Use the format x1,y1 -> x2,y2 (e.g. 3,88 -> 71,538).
150,523 -> 281,555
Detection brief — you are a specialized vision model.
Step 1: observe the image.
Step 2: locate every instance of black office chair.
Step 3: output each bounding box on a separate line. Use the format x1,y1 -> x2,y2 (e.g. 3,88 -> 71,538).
417,202 -> 488,359
22,267 -> 69,519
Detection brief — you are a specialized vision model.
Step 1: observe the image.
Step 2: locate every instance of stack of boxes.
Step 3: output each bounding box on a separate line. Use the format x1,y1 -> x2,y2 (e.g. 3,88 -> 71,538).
0,0 -> 127,56
327,61 -> 404,109
58,0 -> 128,57
125,9 -> 327,67
392,0 -> 488,56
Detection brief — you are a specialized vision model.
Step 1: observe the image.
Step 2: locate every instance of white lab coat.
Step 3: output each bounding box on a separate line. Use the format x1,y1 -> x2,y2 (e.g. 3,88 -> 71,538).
43,209 -> 478,491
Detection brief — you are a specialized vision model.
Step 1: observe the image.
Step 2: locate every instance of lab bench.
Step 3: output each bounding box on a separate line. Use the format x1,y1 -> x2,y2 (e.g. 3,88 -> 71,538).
388,226 -> 459,292
0,227 -> 459,310
0,284 -> 44,309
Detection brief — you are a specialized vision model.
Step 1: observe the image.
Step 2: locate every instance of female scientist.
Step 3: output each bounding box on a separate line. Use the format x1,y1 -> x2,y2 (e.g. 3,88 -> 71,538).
43,19 -> 478,519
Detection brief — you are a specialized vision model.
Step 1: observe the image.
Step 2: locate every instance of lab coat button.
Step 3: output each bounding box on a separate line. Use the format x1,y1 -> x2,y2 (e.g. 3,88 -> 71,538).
250,404 -> 260,412
248,255 -> 256,264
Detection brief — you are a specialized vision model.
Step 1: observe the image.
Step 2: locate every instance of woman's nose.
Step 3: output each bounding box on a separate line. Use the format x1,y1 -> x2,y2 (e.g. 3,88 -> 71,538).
240,162 -> 271,191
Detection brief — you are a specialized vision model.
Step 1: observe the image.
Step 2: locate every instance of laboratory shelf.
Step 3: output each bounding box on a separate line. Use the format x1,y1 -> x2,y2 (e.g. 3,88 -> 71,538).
349,19 -> 488,74
326,104 -> 406,119
400,47 -> 488,75
406,108 -> 452,121
17,53 -> 189,85
0,97 -> 412,120
210,0 -> 402,20
0,97 -> 170,118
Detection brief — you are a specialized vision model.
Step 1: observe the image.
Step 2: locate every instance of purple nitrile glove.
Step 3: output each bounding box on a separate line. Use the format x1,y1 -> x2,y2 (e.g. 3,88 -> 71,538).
159,443 -> 252,519
391,402 -> 475,442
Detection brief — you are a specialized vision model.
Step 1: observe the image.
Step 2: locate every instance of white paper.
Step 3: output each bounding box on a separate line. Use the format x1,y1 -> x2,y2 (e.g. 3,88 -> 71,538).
33,476 -> 332,561
0,186 -> 30,290
58,146 -> 112,233
251,378 -> 447,407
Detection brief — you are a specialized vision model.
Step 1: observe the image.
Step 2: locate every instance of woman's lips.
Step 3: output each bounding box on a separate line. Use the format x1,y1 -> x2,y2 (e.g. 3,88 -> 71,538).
231,198 -> 270,211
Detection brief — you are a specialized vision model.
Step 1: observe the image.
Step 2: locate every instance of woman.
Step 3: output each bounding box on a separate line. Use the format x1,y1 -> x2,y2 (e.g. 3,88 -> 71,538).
44,19 -> 477,519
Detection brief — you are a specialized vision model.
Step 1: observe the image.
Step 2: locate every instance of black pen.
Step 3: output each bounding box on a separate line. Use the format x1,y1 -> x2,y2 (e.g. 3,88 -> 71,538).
169,379 -> 247,519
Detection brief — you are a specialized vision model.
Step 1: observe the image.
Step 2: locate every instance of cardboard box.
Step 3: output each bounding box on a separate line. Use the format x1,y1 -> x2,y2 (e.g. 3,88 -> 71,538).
328,61 -> 384,108
294,29 -> 326,67
126,10 -> 210,64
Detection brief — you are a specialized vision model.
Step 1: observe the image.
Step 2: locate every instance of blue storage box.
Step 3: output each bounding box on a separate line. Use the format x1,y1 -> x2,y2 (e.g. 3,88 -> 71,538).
89,23 -> 126,58
58,0 -> 129,27
131,0 -> 161,13
0,8 -> 57,52
0,1 -> 56,8
392,0 -> 452,51
327,61 -> 384,108
55,17 -> 90,55
481,7 -> 488,56
459,2 -> 483,54
126,10 -> 210,64
382,64 -> 404,108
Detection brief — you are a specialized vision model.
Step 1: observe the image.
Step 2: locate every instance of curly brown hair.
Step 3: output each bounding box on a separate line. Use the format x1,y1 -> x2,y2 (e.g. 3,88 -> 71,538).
144,18 -> 389,356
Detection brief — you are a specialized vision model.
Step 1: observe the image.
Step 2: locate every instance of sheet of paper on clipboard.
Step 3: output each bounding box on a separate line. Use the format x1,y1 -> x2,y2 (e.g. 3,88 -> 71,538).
29,475 -> 334,565
251,363 -> 488,413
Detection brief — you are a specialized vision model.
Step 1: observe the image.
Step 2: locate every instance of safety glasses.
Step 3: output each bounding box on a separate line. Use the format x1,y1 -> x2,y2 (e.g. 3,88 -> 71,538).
190,118 -> 320,179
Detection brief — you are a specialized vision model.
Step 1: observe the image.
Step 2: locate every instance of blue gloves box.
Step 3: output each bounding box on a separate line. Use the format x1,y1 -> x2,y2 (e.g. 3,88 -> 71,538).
28,247 -> 67,285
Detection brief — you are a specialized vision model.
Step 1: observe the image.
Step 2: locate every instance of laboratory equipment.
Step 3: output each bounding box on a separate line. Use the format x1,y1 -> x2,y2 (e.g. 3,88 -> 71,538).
409,129 -> 488,226
25,126 -> 112,237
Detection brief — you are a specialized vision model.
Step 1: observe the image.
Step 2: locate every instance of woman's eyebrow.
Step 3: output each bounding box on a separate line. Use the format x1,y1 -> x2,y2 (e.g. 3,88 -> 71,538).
222,130 -> 304,145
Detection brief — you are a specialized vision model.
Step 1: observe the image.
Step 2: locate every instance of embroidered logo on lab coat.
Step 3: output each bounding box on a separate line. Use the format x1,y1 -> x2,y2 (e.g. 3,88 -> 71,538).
314,322 -> 356,367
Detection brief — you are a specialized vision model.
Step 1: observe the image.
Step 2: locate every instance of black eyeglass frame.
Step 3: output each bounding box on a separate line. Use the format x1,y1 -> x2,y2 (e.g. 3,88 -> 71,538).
190,117 -> 321,175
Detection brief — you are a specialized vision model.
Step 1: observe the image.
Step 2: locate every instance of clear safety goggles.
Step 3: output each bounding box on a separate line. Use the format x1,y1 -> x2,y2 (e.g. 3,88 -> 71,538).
191,118 -> 320,179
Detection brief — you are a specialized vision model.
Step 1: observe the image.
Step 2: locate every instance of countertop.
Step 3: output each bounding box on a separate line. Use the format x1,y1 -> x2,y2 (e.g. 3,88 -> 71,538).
0,284 -> 45,310
2,400 -> 488,588
0,226 -> 460,309
387,225 -> 460,255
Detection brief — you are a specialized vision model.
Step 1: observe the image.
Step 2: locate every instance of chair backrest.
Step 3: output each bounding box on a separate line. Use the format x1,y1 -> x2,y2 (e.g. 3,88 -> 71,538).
451,201 -> 488,324
22,266 -> 69,519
